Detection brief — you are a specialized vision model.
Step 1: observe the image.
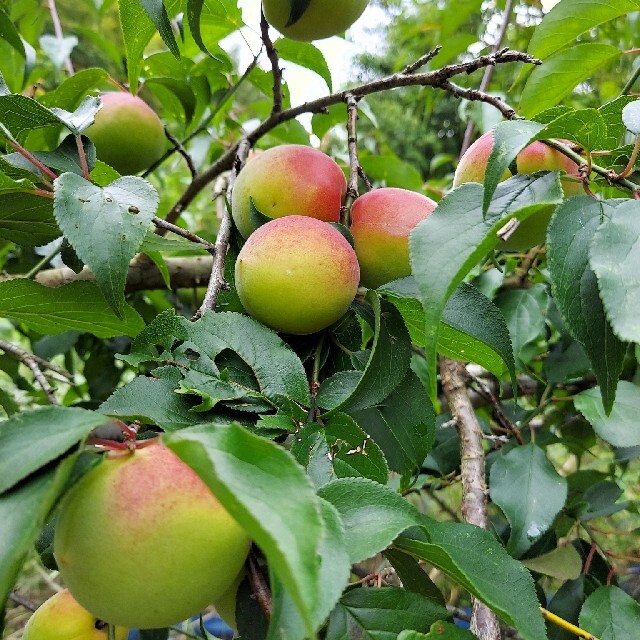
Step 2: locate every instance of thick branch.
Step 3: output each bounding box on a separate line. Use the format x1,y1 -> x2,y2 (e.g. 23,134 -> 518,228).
440,358 -> 501,640
163,48 -> 536,226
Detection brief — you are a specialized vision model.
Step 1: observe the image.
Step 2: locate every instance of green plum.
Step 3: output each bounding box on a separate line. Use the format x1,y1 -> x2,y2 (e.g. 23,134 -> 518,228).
349,187 -> 437,289
262,0 -> 370,41
231,145 -> 346,239
85,92 -> 166,175
235,216 -> 360,334
54,441 -> 251,629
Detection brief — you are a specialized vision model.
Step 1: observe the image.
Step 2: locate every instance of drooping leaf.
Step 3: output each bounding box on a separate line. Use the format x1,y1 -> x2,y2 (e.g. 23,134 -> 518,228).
166,423 -> 324,636
589,200 -> 640,343
0,406 -> 107,494
275,39 -> 332,92
0,279 -> 145,338
574,382 -> 640,448
54,173 -> 159,318
0,8 -> 24,58
490,444 -> 568,557
547,196 -> 627,413
522,545 -> 582,581
384,548 -> 445,605
579,586 -> 640,640
139,0 -> 180,58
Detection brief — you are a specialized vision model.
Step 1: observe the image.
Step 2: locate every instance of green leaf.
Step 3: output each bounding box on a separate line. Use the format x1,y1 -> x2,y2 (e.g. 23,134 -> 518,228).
527,0 -> 640,60
0,8 -> 25,58
590,200 -> 640,343
399,623 -> 476,640
140,231 -> 209,254
0,170 -> 34,194
360,155 -> 424,191
0,94 -> 61,139
539,109 -> 607,153
547,196 -> 627,413
395,521 -> 547,640
622,100 -> 640,135
318,477 -> 420,564
139,0 -> 180,58
292,413 -> 388,485
0,406 -> 107,494
599,96 -> 637,148
494,285 -> 547,366
410,174 -> 563,398
350,369 -> 435,476
574,381 -> 640,448
186,0 -> 219,60
490,444 -> 568,557
384,549 -> 445,604
274,39 -> 332,92
0,459 -> 76,618
547,577 -> 585,640
287,0 -> 313,27
326,588 -> 449,640
522,545 -> 583,581
39,68 -> 108,109
53,173 -> 159,318
579,586 -> 640,640
0,279 -> 145,338
317,292 -> 411,415
520,44 -> 621,118
166,423 -> 324,636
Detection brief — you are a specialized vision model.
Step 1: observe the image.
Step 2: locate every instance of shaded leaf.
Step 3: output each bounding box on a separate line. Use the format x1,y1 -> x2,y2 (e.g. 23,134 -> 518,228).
579,586 -> 640,640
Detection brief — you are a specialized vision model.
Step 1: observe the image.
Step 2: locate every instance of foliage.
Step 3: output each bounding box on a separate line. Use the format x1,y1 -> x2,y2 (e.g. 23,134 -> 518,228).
1,1 -> 640,639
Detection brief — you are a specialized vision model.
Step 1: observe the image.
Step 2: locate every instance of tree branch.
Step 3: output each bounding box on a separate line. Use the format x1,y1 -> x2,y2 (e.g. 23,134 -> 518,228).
340,93 -> 365,226
260,11 -> 283,114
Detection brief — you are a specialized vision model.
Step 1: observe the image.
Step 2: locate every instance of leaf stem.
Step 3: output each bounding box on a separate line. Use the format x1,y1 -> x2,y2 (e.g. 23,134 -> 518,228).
25,243 -> 62,278
75,134 -> 91,181
9,141 -> 58,181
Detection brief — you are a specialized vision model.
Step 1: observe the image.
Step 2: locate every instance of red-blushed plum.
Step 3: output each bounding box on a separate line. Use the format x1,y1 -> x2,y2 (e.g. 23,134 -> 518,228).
262,0 -> 370,41
22,590 -> 128,640
235,216 -> 360,335
54,441 -> 251,629
231,145 -> 346,239
349,187 -> 437,289
84,92 -> 166,175
453,130 -> 581,250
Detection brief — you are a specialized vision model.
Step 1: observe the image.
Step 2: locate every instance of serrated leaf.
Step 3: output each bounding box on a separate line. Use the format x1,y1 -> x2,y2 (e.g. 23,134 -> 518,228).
410,174 -> 563,398
490,444 -> 568,557
547,196 -> 627,413
0,459 -> 76,618
317,292 -> 411,415
318,477 -> 420,564
0,94 -> 61,139
527,0 -> 640,60
140,0 -> 180,58
166,424 -> 324,636
54,173 -> 159,318
0,279 -> 144,337
395,521 -> 547,640
574,382 -> 640,448
49,95 -> 101,135
579,586 -> 640,640
590,200 -> 640,343
522,545 -> 582,581
326,588 -> 449,640
520,44 -> 621,118
0,406 -> 107,494
599,96 -> 638,148
275,39 -> 332,92
540,109 -> 606,153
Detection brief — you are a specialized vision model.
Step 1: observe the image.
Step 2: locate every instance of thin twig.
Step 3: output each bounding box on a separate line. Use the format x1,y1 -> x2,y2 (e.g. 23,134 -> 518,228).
621,63 -> 640,96
402,47 -> 442,74
164,128 -> 197,179
260,11 -> 283,115
340,93 -> 362,226
152,217 -> 216,254
9,592 -> 39,612
163,48 -> 537,227
47,0 -> 74,76
440,358 -> 501,640
0,339 -> 62,403
25,243 -> 63,279
247,548 -> 272,620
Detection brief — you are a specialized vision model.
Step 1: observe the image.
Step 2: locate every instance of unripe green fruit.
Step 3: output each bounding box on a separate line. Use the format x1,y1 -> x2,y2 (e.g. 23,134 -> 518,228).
231,145 -> 346,239
85,92 -> 166,175
22,590 -> 128,640
235,216 -> 360,335
350,187 -> 437,289
453,130 -> 581,250
262,0 -> 370,41
54,441 -> 251,629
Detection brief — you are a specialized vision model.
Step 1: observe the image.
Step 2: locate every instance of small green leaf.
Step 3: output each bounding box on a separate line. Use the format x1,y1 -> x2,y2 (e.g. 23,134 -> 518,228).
275,39 -> 332,92
547,196 -> 627,413
574,382 -> 640,448
139,0 -> 180,58
522,545 -> 583,581
54,173 -> 159,318
579,586 -> 640,640
490,444 -> 568,557
0,406 -> 107,494
0,279 -> 145,338
166,423 -> 324,636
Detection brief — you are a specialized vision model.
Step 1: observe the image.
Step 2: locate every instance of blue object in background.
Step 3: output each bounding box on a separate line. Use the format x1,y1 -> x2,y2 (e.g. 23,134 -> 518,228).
127,615 -> 234,640
453,608 -> 471,629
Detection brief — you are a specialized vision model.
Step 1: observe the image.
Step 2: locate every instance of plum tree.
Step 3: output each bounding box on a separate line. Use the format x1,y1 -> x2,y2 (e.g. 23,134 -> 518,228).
349,187 -> 437,288
235,216 -> 360,334
262,0 -> 370,41
231,144 -> 347,238
84,92 -> 166,176
453,130 -> 581,249
53,441 -> 251,629
22,590 -> 128,640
